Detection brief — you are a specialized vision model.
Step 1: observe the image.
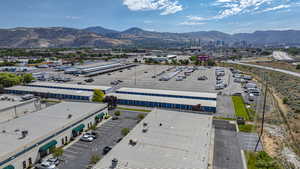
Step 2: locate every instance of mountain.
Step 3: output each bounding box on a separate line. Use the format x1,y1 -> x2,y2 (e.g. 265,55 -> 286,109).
233,30 -> 300,45
0,27 -> 128,48
83,26 -> 119,36
0,26 -> 299,48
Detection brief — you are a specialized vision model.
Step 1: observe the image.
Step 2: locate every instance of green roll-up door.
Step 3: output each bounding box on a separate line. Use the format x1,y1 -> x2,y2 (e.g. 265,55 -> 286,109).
72,124 -> 85,133
39,140 -> 57,152
3,165 -> 14,169
95,113 -> 105,120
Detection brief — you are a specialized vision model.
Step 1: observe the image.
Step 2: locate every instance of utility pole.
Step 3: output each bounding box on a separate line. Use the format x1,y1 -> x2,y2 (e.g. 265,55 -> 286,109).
255,74 -> 268,152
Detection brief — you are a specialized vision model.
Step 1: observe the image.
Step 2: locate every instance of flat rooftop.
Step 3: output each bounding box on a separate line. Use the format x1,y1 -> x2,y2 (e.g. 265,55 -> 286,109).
28,82 -> 112,91
0,102 -> 106,161
5,86 -> 93,97
93,109 -> 213,169
75,61 -> 118,69
108,93 -> 217,107
117,87 -> 217,99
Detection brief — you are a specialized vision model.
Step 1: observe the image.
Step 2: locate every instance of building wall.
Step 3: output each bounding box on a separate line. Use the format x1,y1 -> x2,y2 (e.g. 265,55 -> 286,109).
117,99 -> 216,113
0,108 -> 108,169
5,90 -> 91,101
115,91 -> 217,101
25,85 -> 108,94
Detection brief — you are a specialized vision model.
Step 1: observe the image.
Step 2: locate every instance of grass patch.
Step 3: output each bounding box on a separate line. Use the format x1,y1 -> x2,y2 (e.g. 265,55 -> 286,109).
213,116 -> 236,121
117,107 -> 151,113
245,151 -> 284,169
232,96 -> 250,120
238,124 -> 256,132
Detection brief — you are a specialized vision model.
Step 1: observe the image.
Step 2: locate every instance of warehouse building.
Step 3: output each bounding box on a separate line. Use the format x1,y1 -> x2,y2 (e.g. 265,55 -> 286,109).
0,102 -> 107,169
108,93 -> 216,112
5,86 -> 93,101
26,82 -> 112,93
116,87 -> 217,101
93,109 -> 213,169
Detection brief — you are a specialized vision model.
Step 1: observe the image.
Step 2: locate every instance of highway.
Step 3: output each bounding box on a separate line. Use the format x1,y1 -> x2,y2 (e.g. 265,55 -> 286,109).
227,61 -> 300,78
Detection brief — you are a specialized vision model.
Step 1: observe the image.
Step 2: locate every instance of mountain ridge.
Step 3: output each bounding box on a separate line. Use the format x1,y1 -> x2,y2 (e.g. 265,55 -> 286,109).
0,26 -> 299,48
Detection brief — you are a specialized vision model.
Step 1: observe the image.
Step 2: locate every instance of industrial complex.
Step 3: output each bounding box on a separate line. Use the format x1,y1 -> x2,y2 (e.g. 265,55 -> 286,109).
0,102 -> 107,169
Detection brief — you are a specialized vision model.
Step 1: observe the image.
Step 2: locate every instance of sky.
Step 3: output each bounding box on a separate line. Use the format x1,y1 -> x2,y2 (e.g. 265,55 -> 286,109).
1,0 -> 300,33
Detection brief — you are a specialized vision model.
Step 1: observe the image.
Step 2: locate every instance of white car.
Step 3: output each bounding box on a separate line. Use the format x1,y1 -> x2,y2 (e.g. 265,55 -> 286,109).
80,135 -> 94,142
36,161 -> 57,169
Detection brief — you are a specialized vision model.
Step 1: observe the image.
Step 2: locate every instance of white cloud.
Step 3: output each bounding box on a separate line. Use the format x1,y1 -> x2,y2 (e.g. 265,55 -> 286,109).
180,21 -> 206,26
186,0 -> 294,21
122,0 -> 183,15
65,16 -> 81,20
262,4 -> 291,12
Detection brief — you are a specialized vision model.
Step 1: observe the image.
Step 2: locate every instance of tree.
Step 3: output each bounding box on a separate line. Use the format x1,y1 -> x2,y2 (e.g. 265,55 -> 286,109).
121,128 -> 130,136
90,154 -> 101,164
296,64 -> 300,69
137,113 -> 145,120
22,74 -> 35,84
103,95 -> 117,110
207,59 -> 216,66
92,89 -> 105,103
52,147 -> 64,158
114,111 -> 121,116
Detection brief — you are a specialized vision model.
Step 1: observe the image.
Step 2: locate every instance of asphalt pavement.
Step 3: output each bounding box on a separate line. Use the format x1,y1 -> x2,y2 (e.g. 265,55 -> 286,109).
58,111 -> 145,169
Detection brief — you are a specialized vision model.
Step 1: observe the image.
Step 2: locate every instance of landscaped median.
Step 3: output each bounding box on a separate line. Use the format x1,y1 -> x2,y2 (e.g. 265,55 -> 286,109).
232,96 -> 250,120
117,106 -> 152,113
238,124 -> 256,133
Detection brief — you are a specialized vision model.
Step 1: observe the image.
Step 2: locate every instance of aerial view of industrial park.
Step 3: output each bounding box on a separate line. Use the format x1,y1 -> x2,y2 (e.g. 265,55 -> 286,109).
0,0 -> 300,169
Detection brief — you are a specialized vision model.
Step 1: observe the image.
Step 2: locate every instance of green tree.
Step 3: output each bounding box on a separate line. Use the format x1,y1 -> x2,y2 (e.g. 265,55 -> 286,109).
22,74 -> 35,84
121,128 -> 130,136
296,64 -> 300,69
137,113 -> 146,120
92,89 -> 105,102
52,147 -> 64,158
207,59 -> 216,66
114,111 -> 121,116
90,154 -> 101,164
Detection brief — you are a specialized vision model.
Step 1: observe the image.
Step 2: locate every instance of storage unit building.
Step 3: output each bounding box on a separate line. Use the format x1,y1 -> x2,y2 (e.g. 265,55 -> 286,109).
26,82 -> 111,93
5,86 -> 93,101
116,87 -> 217,101
109,93 -> 216,113
0,102 -> 107,169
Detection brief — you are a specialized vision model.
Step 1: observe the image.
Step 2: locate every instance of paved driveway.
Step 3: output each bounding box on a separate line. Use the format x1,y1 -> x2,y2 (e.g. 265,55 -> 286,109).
58,111 -> 144,169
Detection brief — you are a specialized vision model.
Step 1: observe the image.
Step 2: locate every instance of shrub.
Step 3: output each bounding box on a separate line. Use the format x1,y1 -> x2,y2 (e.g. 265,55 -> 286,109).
90,154 -> 101,164
114,111 -> 121,116
137,113 -> 146,120
283,97 -> 288,104
121,128 -> 130,136
52,147 -> 64,158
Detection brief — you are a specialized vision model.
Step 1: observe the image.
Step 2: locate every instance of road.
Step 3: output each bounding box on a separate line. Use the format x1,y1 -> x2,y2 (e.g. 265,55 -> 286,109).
227,61 -> 300,78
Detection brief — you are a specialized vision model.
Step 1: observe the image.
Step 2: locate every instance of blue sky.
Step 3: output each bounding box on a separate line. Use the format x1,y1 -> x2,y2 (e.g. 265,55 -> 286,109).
1,0 -> 300,33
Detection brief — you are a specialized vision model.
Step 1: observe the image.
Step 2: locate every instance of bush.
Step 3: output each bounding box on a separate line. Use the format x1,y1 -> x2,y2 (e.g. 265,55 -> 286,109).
114,111 -> 121,116
283,97 -> 288,104
296,64 -> 300,69
52,147 -> 64,158
121,128 -> 130,136
92,89 -> 105,103
90,154 -> 101,164
137,113 -> 146,120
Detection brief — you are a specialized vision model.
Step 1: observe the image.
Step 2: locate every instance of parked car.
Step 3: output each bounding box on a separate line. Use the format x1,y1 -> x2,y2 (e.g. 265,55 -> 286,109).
84,133 -> 97,139
46,157 -> 60,166
80,135 -> 94,142
198,76 -> 208,80
102,146 -> 112,155
112,116 -> 119,120
84,78 -> 94,83
36,161 -> 57,169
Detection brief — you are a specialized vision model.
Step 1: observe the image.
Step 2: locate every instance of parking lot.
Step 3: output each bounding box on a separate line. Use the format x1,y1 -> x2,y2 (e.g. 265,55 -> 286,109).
58,110 -> 146,169
213,120 -> 244,169
66,65 -> 243,94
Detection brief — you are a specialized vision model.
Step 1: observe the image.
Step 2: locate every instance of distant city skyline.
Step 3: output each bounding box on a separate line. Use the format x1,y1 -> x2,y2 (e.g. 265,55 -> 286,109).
1,0 -> 300,34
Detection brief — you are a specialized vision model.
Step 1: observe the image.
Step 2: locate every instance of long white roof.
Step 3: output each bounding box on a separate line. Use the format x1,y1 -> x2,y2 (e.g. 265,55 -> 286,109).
28,82 -> 112,91
117,87 -> 217,99
109,93 -> 216,107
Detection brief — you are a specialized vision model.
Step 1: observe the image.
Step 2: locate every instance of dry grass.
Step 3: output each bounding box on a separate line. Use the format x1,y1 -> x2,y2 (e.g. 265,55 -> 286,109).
249,61 -> 300,73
